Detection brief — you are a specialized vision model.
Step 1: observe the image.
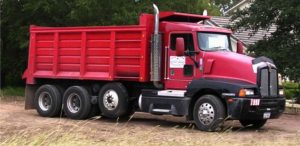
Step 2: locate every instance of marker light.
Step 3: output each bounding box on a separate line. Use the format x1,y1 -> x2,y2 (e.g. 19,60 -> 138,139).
203,9 -> 207,16
239,89 -> 254,97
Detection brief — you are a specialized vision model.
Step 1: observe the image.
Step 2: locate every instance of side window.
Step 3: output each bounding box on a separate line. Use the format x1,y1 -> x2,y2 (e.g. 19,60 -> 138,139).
170,33 -> 194,51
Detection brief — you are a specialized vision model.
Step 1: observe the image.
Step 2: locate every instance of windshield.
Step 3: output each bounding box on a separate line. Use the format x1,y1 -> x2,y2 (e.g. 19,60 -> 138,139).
197,32 -> 232,51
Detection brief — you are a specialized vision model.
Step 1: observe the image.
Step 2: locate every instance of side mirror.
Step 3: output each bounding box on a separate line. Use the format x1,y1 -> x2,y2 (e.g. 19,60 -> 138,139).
237,41 -> 244,54
176,37 -> 185,56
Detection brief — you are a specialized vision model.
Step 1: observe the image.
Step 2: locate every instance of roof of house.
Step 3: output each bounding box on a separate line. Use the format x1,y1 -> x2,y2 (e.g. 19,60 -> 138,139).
208,16 -> 276,46
223,0 -> 251,15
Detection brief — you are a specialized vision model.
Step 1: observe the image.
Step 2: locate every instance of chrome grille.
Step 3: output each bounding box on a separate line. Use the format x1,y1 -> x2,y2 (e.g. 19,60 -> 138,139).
259,67 -> 278,97
260,69 -> 269,97
270,69 -> 278,96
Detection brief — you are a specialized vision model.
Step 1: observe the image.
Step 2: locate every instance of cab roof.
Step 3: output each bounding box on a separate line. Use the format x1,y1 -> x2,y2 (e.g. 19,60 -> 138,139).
157,12 -> 231,34
161,21 -> 232,34
159,11 -> 211,22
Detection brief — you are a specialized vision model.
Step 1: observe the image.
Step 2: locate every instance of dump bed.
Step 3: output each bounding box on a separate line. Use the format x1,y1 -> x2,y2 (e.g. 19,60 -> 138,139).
23,14 -> 153,84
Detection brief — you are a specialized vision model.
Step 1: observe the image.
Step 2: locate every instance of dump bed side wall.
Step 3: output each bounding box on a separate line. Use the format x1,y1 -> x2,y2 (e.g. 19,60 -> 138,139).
25,20 -> 152,84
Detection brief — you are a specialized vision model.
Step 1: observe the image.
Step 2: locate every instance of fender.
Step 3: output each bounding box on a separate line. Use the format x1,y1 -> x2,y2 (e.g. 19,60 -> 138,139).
185,78 -> 257,121
186,78 -> 257,98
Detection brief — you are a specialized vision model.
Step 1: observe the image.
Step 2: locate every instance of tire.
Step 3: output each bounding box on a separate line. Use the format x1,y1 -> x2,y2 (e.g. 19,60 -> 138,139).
55,85 -> 66,117
193,95 -> 226,132
119,102 -> 135,121
84,86 -> 101,118
239,119 -> 267,129
34,84 -> 62,117
88,105 -> 101,118
98,83 -> 129,119
63,86 -> 91,120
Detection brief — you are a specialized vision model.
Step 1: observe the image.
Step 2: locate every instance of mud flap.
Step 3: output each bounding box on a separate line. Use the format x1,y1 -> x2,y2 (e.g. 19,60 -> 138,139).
25,85 -> 37,110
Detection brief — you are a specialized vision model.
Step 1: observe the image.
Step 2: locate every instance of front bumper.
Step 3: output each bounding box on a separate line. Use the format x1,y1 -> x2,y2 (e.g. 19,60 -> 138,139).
226,97 -> 285,120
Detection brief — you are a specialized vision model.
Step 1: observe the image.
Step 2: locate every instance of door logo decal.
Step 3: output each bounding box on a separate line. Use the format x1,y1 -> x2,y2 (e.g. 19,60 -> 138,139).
170,56 -> 185,68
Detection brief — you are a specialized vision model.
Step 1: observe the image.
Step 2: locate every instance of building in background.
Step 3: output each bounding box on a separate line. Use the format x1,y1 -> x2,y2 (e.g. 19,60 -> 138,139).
223,0 -> 253,16
206,0 -> 283,82
206,0 -> 276,52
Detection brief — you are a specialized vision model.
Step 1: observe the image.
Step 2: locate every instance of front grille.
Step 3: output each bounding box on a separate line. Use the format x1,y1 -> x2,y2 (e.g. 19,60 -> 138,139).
270,69 -> 278,96
258,67 -> 278,97
260,69 -> 269,97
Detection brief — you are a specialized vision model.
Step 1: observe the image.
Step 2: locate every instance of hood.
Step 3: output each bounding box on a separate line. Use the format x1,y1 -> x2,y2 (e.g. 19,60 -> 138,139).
202,51 -> 256,84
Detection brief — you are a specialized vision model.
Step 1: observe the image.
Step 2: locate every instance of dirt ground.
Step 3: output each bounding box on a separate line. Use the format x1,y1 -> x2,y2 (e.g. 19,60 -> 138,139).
0,99 -> 300,145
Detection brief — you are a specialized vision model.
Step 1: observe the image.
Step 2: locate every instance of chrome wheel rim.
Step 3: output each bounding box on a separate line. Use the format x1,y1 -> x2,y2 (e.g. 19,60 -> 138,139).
103,90 -> 118,110
67,93 -> 81,113
38,92 -> 52,111
198,102 -> 215,125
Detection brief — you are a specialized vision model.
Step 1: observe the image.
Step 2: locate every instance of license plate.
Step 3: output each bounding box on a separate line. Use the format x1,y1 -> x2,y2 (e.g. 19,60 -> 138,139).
250,99 -> 260,106
263,112 -> 271,119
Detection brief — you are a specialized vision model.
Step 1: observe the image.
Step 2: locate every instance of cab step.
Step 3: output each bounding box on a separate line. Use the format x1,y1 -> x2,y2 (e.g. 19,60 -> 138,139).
140,89 -> 191,116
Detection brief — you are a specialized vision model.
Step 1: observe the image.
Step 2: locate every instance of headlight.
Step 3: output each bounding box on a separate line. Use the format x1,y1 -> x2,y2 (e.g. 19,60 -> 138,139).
239,89 -> 255,97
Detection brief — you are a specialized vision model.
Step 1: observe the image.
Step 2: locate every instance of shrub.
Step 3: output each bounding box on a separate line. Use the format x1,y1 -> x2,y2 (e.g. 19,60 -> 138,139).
283,82 -> 300,103
2,87 -> 24,96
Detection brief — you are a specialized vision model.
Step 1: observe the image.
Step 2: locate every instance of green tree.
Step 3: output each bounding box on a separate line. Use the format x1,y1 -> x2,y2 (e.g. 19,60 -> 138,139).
1,0 -> 75,86
1,0 -> 221,87
231,0 -> 300,82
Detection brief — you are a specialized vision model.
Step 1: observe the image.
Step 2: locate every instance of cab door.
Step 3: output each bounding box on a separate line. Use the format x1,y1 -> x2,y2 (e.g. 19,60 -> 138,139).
165,32 -> 199,89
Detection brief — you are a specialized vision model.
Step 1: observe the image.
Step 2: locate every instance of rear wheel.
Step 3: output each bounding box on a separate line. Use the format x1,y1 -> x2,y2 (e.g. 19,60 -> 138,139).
35,85 -> 62,117
239,119 -> 267,129
63,86 -> 91,119
98,83 -> 130,118
193,95 -> 225,132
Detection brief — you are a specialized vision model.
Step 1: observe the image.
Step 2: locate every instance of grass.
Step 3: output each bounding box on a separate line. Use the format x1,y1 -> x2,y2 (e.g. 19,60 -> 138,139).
1,126 -> 299,146
0,117 -> 299,146
0,87 -> 299,145
0,87 -> 25,101
0,128 -> 96,146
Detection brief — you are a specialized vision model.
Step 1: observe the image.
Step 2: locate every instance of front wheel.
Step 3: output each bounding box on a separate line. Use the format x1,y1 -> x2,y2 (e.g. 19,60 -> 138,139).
239,120 -> 267,129
193,95 -> 226,132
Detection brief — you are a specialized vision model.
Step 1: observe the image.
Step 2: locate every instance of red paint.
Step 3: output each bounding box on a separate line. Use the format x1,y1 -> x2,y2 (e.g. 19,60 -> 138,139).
109,31 -> 116,80
23,11 -> 256,89
24,14 -> 152,84
202,51 -> 256,84
204,59 -> 214,74
175,38 -> 185,56
80,32 -> 87,77
237,41 -> 244,54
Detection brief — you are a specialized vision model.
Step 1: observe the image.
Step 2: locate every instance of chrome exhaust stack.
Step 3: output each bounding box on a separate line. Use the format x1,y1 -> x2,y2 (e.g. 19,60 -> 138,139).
151,4 -> 162,88
153,4 -> 159,34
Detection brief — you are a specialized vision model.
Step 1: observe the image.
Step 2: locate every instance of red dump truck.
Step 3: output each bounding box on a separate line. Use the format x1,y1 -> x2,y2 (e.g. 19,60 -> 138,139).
23,4 -> 285,131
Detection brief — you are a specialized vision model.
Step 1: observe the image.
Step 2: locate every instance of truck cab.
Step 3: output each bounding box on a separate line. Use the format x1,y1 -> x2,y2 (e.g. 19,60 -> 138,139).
139,10 -> 285,131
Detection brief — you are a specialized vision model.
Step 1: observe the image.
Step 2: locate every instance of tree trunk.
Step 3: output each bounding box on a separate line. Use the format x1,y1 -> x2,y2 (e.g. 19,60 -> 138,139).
297,83 -> 300,104
0,69 -> 5,88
